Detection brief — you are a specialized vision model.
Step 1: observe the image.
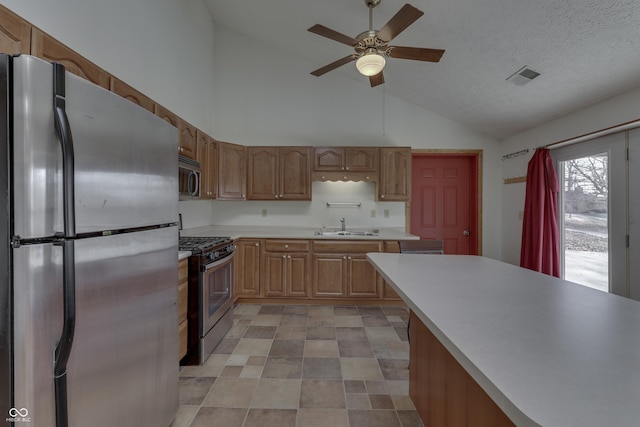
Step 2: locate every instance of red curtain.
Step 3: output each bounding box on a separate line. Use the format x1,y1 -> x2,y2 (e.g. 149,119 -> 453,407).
520,148 -> 560,277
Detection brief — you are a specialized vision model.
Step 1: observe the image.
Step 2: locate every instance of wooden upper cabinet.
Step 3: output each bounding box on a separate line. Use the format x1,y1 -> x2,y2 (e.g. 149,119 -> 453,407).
247,146 -> 311,200
314,147 -> 378,172
345,147 -> 378,172
178,120 -> 197,160
31,28 -> 110,89
379,147 -> 411,201
217,141 -> 246,200
279,147 -> 311,200
197,131 -> 217,199
0,5 -> 31,55
154,104 -> 179,128
109,77 -> 155,113
247,147 -> 278,200
314,147 -> 345,171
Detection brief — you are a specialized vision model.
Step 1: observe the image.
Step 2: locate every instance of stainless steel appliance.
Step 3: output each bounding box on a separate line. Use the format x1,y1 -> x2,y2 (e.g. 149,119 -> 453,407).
178,155 -> 201,200
0,55 -> 179,427
179,237 -> 234,365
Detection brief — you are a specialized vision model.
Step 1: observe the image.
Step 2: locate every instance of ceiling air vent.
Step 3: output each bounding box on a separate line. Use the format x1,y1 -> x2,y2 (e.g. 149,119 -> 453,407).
506,66 -> 540,86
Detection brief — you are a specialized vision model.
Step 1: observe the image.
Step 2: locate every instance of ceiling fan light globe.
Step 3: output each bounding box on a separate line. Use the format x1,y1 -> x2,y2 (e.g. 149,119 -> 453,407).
356,53 -> 386,76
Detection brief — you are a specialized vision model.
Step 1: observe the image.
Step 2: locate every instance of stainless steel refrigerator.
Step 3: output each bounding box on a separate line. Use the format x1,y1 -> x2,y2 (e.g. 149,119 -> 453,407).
0,54 -> 179,426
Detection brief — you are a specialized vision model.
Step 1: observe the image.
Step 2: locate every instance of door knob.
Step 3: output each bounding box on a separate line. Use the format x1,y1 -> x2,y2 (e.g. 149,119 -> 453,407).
463,229 -> 471,236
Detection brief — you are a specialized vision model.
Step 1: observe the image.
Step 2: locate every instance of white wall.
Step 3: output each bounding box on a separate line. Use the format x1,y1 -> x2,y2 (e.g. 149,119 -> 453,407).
179,181 -> 405,230
208,24 -> 503,258
0,0 -> 215,133
500,85 -> 640,265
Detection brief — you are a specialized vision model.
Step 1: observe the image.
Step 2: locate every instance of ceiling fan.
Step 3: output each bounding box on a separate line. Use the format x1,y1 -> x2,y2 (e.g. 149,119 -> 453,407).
308,0 -> 445,87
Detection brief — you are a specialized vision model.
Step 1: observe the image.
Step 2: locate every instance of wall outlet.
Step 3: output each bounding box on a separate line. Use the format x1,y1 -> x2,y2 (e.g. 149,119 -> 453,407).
371,209 -> 376,218
384,209 -> 390,218
518,210 -> 524,220
261,208 -> 267,217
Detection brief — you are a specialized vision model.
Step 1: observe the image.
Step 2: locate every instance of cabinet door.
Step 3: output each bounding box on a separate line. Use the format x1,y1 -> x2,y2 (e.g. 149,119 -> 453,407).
197,131 -> 217,199
314,147 -> 345,171
31,28 -> 110,89
0,5 -> 31,55
109,77 -> 155,113
247,147 -> 278,200
263,253 -> 287,297
235,240 -> 261,296
347,255 -> 381,298
312,254 -> 345,297
280,147 -> 311,200
218,142 -> 246,200
288,254 -> 309,297
379,147 -> 411,201
345,147 -> 379,172
205,139 -> 217,199
178,120 -> 197,160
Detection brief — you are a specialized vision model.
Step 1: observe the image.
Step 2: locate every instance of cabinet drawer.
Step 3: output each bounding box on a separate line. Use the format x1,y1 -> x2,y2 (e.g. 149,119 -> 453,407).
178,259 -> 188,283
313,240 -> 382,253
264,239 -> 309,252
178,280 -> 188,323
178,320 -> 188,360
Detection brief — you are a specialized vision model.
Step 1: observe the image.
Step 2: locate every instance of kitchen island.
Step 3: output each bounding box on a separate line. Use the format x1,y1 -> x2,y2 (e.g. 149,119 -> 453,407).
367,253 -> 640,427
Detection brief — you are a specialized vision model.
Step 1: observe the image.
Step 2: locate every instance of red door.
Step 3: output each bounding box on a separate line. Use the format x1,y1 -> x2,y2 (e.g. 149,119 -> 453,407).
410,154 -> 479,255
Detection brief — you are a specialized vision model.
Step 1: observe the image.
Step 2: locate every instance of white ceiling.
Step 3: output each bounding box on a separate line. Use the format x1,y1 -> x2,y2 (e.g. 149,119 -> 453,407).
203,0 -> 640,140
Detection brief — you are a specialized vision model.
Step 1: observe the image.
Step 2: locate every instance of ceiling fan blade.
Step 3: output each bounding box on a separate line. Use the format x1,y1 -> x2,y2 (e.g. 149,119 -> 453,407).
377,4 -> 424,43
369,71 -> 385,87
388,46 -> 445,62
308,24 -> 359,46
311,55 -> 357,77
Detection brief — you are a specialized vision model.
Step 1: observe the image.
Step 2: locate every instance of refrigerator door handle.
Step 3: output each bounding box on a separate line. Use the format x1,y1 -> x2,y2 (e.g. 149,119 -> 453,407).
53,62 -> 76,427
53,62 -> 76,238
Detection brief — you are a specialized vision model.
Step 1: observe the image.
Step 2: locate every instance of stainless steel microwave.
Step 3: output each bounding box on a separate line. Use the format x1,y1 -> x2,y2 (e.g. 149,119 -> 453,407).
178,155 -> 201,200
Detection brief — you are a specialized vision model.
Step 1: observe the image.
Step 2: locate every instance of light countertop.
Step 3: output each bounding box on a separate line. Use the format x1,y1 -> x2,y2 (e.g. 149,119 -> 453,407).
178,250 -> 191,260
180,225 -> 418,241
367,253 -> 640,427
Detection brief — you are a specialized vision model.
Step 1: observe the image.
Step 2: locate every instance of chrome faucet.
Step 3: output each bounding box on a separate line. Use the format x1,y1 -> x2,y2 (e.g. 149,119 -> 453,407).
340,218 -> 346,232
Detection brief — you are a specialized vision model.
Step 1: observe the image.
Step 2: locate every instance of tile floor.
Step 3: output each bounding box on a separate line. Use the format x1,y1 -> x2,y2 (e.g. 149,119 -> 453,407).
170,304 -> 424,427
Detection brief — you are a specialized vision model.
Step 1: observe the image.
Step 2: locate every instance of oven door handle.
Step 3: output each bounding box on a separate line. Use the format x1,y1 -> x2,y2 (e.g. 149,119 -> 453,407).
203,252 -> 235,271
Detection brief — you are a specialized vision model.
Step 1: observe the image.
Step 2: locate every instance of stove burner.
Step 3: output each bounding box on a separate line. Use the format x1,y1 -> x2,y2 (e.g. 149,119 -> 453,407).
179,236 -> 231,253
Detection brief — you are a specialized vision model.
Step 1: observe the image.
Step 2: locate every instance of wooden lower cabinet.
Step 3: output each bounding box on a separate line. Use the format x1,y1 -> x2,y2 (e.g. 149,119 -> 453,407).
234,239 -> 262,297
263,253 -> 310,297
178,259 -> 189,360
409,311 -> 515,427
312,240 -> 382,299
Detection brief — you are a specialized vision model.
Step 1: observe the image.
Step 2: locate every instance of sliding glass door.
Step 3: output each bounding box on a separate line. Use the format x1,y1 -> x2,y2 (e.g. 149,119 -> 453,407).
551,132 -> 627,296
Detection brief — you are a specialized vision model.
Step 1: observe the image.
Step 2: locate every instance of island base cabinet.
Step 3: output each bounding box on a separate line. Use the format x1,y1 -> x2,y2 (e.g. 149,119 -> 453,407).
409,311 -> 514,427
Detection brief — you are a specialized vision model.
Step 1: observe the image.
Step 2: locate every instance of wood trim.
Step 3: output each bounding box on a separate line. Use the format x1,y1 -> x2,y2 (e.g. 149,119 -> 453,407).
410,149 -> 483,256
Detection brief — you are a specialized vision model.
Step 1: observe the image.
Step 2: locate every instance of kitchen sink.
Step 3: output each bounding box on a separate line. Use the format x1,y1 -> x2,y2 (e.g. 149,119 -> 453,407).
314,230 -> 379,236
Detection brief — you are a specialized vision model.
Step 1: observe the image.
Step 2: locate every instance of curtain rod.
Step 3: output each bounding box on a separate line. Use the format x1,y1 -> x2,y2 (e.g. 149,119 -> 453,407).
543,118 -> 640,150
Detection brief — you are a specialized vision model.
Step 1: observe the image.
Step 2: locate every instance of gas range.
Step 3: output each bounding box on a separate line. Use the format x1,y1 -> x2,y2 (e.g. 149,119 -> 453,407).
179,236 -> 231,254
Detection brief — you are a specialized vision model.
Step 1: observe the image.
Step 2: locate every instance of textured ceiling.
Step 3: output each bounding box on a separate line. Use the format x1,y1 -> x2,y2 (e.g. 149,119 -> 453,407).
203,0 -> 640,139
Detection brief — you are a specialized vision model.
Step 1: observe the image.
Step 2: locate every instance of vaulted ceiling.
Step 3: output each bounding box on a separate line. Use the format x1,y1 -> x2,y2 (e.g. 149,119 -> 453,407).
203,0 -> 640,139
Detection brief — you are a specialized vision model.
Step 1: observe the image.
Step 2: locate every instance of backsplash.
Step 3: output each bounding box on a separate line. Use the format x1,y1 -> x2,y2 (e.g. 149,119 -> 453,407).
179,181 -> 405,230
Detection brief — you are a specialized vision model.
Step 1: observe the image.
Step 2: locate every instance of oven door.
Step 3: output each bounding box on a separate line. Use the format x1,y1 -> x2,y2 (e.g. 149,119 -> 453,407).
200,253 -> 234,337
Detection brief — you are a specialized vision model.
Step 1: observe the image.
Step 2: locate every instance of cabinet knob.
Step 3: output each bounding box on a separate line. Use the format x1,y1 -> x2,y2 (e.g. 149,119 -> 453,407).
275,195 -> 279,199
321,176 -> 326,180
283,255 -> 286,258
343,256 -> 347,260
341,167 -> 345,171
381,194 -> 385,198
345,166 -> 349,171
348,256 -> 352,260
279,194 -> 283,198
366,176 -> 370,180
343,176 -> 347,180
284,244 -> 289,248
255,243 -> 259,246
287,255 -> 291,259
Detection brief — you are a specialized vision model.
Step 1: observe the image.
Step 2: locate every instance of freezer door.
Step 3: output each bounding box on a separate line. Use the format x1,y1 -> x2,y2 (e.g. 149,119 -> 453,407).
12,55 -> 178,239
66,227 -> 179,427
12,227 -> 179,427
12,242 -> 63,426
